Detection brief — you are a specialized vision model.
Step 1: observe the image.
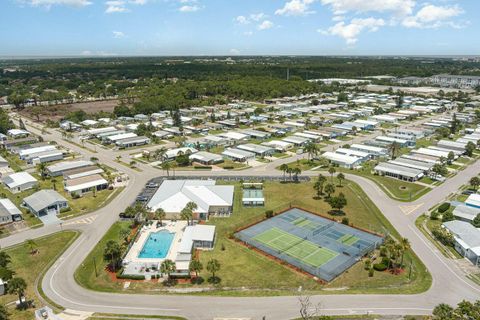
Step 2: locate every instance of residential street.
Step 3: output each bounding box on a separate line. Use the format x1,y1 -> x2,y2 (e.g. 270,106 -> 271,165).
1,117 -> 480,319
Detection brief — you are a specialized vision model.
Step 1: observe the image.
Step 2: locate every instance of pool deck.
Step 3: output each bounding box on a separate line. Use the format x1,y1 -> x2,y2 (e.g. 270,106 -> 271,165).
123,220 -> 188,275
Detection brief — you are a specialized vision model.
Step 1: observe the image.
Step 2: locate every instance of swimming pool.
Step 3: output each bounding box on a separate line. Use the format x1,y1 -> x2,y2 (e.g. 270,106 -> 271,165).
138,230 -> 175,259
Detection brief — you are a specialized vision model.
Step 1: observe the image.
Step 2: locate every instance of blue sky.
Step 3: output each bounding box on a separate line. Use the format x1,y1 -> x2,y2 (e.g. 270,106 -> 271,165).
0,0 -> 478,56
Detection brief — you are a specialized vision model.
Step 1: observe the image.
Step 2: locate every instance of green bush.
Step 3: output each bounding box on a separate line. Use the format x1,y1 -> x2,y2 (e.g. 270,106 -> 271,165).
194,166 -> 212,169
60,207 -> 71,213
116,273 -> 145,280
368,268 -> 374,277
438,202 -> 450,213
373,263 -> 388,271
222,166 -> 234,169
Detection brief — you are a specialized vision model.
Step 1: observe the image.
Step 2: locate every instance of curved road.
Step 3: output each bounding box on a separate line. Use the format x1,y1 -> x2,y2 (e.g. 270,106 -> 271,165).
1,118 -> 480,319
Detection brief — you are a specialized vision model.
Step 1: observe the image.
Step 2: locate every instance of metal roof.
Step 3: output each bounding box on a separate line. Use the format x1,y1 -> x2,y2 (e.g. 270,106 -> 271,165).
23,189 -> 68,213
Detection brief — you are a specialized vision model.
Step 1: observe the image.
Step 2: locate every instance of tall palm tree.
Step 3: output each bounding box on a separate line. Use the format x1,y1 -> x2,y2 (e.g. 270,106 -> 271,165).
7,277 -> 27,305
293,167 -> 301,180
304,142 -> 318,161
388,141 -> 400,160
337,172 -> 345,187
161,161 -> 171,177
180,207 -> 193,226
286,167 -> 293,181
37,162 -> 47,180
328,167 -> 336,183
119,228 -> 131,244
400,237 -> 410,267
279,164 -> 288,182
103,240 -> 122,272
160,259 -> 176,280
206,259 -> 221,280
189,259 -> 203,278
155,208 -> 166,226
25,239 -> 37,255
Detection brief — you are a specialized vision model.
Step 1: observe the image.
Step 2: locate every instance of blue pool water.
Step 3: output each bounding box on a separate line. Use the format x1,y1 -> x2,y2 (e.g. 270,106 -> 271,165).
138,231 -> 175,259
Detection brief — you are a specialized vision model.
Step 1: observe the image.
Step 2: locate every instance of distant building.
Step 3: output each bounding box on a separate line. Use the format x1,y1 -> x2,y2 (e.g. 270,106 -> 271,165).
430,74 -> 480,89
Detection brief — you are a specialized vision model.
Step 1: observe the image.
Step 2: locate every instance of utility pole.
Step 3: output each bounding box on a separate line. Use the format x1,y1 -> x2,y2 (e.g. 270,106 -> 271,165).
93,257 -> 98,277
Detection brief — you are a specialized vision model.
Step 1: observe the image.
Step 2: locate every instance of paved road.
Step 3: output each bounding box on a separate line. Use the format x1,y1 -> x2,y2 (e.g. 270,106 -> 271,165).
1,114 -> 480,319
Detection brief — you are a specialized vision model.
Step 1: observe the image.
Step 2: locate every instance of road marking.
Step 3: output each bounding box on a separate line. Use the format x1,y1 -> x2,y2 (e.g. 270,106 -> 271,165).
399,203 -> 423,215
63,215 -> 98,226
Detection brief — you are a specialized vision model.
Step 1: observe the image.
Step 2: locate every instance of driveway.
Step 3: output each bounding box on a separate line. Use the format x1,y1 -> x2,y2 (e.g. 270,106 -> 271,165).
38,213 -> 61,226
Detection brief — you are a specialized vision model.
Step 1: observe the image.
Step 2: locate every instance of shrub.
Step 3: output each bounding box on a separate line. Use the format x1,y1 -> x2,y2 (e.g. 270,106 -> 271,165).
442,210 -> 454,222
341,217 -> 349,225
373,263 -> 388,271
368,268 -> 374,277
60,207 -> 71,213
430,211 -> 440,220
265,210 -> 274,218
194,166 -> 212,170
438,202 -> 450,213
116,272 -> 145,280
364,259 -> 371,270
222,166 -> 234,169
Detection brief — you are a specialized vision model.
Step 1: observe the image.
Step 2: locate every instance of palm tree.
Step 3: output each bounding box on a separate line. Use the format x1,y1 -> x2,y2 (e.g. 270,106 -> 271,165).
103,240 -> 122,272
206,259 -> 221,280
400,237 -> 410,267
351,126 -> 358,136
186,201 -> 198,224
304,142 -> 318,161
293,167 -> 301,180
160,259 -> 176,280
25,239 -> 37,255
170,161 -> 177,178
155,208 -> 166,226
324,183 -> 335,198
161,161 -> 171,177
279,164 -> 288,182
51,178 -> 57,191
388,141 -> 400,160
119,228 -> 131,244
37,162 -> 47,180
7,277 -> 27,305
328,167 -> 336,183
337,172 -> 345,187
286,167 -> 293,181
314,174 -> 326,196
189,259 -> 203,278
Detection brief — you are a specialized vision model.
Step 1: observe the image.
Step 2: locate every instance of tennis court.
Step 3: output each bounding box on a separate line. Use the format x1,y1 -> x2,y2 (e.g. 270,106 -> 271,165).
235,208 -> 384,281
253,227 -> 338,267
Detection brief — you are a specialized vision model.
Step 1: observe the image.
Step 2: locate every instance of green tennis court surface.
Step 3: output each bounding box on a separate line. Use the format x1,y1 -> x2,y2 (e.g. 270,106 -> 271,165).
253,227 -> 338,267
292,217 -> 320,230
338,234 -> 359,246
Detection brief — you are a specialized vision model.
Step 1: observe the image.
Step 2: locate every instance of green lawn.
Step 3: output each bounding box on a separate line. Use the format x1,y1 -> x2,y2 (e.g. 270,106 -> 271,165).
415,214 -> 462,259
278,159 -> 326,171
0,231 -> 79,320
332,162 -> 432,202
75,180 -> 431,296
88,314 -> 186,320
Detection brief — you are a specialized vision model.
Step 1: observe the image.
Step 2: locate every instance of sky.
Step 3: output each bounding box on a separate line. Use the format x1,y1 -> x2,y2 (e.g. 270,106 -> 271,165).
0,0 -> 478,56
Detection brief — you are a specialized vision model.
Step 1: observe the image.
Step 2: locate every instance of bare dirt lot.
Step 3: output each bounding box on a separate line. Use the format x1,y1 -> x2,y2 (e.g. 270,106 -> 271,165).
20,99 -> 119,122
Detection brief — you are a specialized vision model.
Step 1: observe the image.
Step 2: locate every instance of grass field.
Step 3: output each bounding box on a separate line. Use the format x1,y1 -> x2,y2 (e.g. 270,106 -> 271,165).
0,231 -> 79,320
75,179 -> 431,296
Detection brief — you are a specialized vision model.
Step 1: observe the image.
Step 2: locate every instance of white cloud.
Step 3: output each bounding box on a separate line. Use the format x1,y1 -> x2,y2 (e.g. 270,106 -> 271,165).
235,15 -> 249,24
402,4 -> 464,28
319,17 -> 385,45
235,13 -> 266,25
275,0 -> 316,16
258,20 -> 274,30
105,1 -> 129,13
22,0 -> 92,7
179,5 -> 200,12
250,13 -> 266,21
320,0 -> 415,16
113,31 -> 125,38
129,0 -> 147,4
229,48 -> 240,55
